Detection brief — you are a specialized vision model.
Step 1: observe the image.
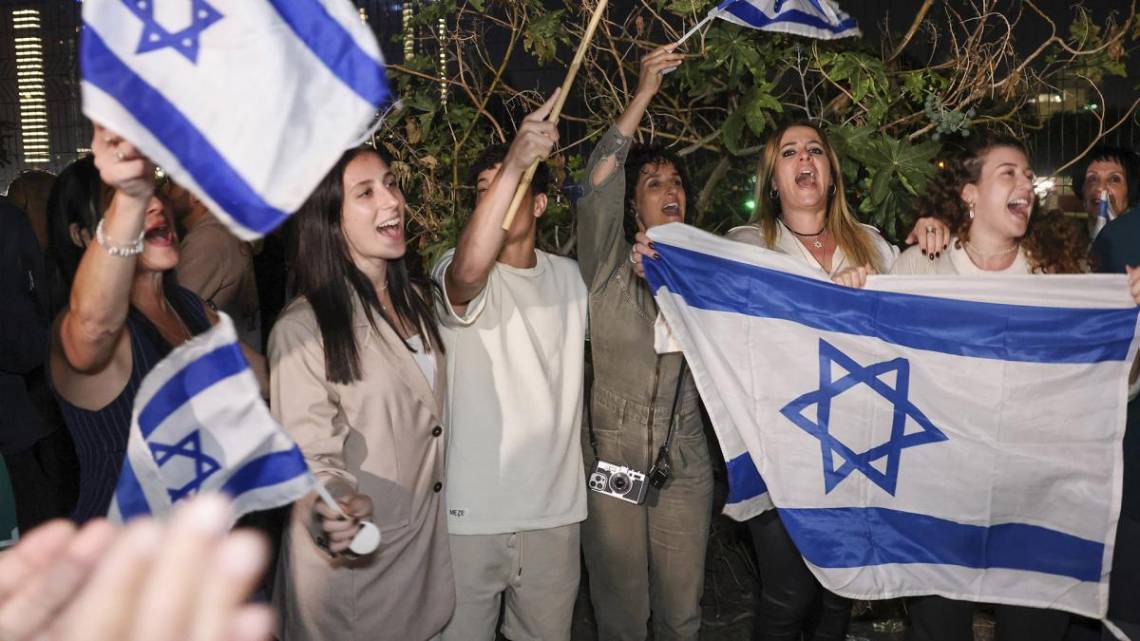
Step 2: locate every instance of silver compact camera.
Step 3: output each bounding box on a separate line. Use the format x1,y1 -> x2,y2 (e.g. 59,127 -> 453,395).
588,460 -> 648,505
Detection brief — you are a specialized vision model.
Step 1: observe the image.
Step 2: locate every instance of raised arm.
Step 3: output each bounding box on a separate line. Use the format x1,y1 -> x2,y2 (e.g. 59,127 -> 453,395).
579,46 -> 684,286
588,46 -> 683,189
444,91 -> 559,307
57,126 -> 154,373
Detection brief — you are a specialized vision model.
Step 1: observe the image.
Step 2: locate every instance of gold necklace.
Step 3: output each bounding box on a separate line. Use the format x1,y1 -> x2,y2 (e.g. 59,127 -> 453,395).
964,241 -> 1019,258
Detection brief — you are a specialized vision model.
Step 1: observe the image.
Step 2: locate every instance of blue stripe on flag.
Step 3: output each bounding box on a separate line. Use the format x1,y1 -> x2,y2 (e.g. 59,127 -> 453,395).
221,447 -> 310,496
80,29 -> 290,235
646,242 -> 1139,364
267,0 -> 390,107
114,459 -> 152,521
726,452 -> 768,504
780,506 -> 1103,582
717,0 -> 858,34
136,343 -> 249,438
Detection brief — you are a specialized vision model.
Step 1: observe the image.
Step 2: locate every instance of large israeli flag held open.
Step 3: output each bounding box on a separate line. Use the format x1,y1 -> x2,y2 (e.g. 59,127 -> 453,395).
645,223 -> 1139,618
110,314 -> 314,524
81,0 -> 391,239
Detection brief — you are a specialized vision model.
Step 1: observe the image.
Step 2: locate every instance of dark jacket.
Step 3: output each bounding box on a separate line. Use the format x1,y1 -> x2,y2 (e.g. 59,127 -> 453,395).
0,200 -> 53,454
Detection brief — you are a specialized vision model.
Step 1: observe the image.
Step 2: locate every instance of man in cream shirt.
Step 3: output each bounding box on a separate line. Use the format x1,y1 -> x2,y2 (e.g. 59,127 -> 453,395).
432,95 -> 587,641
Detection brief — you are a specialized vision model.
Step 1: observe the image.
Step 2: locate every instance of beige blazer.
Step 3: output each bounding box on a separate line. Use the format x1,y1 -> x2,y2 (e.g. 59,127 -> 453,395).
269,295 -> 453,641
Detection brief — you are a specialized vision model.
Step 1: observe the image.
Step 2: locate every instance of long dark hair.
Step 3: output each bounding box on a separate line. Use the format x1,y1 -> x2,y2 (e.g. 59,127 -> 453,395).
46,155 -> 106,286
42,155 -> 186,315
291,147 -> 443,384
918,133 -> 1086,274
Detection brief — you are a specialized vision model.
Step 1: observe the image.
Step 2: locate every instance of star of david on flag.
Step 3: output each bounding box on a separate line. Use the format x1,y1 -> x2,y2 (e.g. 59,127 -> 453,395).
781,339 -> 947,495
110,314 -> 315,525
125,0 -> 222,63
80,0 -> 393,239
643,223 -> 1140,621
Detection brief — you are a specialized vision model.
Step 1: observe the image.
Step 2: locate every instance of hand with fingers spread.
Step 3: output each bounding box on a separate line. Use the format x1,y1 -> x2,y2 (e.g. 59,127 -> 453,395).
634,45 -> 685,100
831,264 -> 874,289
629,231 -> 658,280
505,89 -> 561,174
0,520 -> 116,641
0,495 -> 271,641
904,216 -> 951,260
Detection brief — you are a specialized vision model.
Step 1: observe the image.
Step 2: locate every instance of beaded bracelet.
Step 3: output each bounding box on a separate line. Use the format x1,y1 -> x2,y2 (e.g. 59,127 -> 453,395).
95,218 -> 146,257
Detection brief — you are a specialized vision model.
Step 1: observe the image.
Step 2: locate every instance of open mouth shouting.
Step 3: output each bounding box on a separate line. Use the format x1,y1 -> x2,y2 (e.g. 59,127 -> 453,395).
662,201 -> 682,219
1006,196 -> 1032,221
144,220 -> 175,247
795,168 -> 817,188
376,215 -> 403,239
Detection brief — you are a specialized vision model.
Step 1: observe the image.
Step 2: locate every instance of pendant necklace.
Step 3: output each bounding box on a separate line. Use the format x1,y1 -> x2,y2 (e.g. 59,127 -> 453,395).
781,219 -> 827,249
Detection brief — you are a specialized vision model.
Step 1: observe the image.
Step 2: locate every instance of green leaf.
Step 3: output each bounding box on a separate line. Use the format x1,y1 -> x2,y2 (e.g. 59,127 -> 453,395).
722,111 -> 747,155
523,9 -> 565,65
869,168 -> 891,205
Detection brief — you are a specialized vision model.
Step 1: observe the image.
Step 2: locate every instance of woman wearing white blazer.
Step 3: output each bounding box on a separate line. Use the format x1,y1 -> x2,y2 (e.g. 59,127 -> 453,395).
269,147 -> 454,640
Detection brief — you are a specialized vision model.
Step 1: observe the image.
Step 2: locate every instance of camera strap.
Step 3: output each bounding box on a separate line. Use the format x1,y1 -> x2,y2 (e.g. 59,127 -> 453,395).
659,357 -> 688,460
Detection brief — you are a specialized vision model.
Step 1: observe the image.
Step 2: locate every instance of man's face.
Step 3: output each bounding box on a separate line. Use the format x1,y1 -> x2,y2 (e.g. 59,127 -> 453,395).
475,162 -> 541,243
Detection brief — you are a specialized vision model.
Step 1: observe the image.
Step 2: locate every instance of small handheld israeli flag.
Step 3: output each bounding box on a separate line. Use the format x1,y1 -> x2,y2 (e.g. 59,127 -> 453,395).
110,314 -> 314,524
677,0 -> 860,45
1093,189 -> 1115,240
80,0 -> 392,239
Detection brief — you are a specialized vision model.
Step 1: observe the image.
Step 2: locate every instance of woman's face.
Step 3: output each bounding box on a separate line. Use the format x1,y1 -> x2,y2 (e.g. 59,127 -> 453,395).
136,195 -> 179,273
771,126 -> 833,216
1083,159 -> 1129,217
340,152 -> 407,268
632,161 -> 686,231
962,146 -> 1035,241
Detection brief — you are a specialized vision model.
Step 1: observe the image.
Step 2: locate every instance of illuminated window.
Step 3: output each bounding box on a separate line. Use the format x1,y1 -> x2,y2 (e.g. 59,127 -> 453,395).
12,8 -> 49,165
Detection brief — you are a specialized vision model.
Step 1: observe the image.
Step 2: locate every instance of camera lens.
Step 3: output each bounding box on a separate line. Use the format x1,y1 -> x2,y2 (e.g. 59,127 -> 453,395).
610,472 -> 630,494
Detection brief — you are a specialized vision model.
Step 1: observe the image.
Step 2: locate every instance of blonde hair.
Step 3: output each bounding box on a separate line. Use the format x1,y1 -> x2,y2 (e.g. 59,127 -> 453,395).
752,121 -> 884,272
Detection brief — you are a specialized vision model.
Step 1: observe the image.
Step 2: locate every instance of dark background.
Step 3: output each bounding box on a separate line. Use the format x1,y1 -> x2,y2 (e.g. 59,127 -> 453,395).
0,0 -> 1135,191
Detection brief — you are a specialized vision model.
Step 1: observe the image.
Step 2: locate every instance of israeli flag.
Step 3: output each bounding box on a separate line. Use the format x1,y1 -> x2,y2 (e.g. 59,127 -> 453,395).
81,0 -> 391,239
645,223 -> 1138,619
110,314 -> 314,524
1093,189 -> 1116,240
712,0 -> 860,40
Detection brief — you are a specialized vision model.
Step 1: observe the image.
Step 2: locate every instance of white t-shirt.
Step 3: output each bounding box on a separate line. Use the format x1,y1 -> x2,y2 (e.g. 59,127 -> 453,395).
432,249 -> 589,535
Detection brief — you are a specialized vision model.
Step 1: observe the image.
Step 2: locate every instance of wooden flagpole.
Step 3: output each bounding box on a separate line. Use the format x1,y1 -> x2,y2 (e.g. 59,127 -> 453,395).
500,0 -> 610,231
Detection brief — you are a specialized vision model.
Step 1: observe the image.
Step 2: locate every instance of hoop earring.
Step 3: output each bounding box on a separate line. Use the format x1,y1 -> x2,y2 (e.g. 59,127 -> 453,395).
828,183 -> 837,197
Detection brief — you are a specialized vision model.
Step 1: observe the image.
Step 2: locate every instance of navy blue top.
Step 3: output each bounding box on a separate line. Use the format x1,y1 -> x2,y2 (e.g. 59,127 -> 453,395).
56,285 -> 210,523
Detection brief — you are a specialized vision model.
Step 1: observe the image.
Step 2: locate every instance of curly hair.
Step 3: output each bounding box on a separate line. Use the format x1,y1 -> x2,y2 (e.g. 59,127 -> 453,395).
916,134 -> 1087,274
622,144 -> 695,244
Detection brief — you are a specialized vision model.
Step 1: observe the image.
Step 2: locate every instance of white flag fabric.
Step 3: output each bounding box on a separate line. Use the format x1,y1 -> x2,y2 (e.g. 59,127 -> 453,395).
713,0 -> 861,40
109,314 -> 314,525
80,0 -> 391,239
645,223 -> 1138,619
